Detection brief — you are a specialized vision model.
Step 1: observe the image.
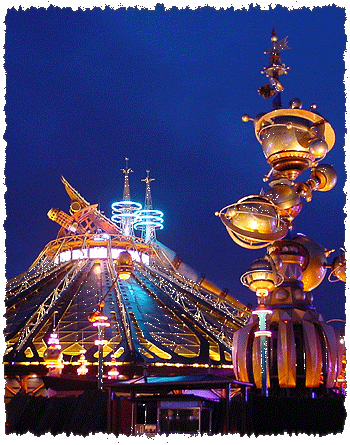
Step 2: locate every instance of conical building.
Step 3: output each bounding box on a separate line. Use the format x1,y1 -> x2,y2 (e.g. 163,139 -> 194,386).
5,165 -> 250,397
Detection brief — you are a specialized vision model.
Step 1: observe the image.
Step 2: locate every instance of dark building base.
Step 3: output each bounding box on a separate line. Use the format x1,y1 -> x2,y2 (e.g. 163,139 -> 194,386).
244,394 -> 346,436
5,390 -> 346,436
5,389 -> 108,436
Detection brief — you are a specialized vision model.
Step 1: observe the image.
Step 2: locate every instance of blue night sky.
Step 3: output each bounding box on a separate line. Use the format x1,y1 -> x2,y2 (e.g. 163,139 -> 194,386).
3,3 -> 347,330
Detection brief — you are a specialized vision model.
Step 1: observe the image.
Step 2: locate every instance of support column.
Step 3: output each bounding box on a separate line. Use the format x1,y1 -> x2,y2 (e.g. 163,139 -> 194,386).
253,308 -> 272,397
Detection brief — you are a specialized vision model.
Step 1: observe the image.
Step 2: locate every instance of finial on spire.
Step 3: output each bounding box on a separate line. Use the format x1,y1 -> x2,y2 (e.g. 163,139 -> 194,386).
141,170 -> 155,210
134,169 -> 164,243
271,27 -> 277,40
264,29 -> 290,54
121,157 -> 133,201
258,29 -> 290,104
111,159 -> 142,237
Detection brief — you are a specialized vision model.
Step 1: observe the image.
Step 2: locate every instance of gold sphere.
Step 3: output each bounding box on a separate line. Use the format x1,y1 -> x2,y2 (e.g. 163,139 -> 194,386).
289,98 -> 302,109
254,108 -> 335,180
311,164 -> 337,191
265,184 -> 302,220
292,234 -> 327,291
241,257 -> 282,295
116,250 -> 132,266
219,196 -> 290,249
309,139 -> 328,159
43,346 -> 63,364
242,114 -> 251,122
227,197 -> 280,234
331,252 -> 346,282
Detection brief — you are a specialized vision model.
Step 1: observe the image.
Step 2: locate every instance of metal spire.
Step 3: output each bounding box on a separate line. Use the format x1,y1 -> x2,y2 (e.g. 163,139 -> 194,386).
142,170 -> 155,210
111,158 -> 142,237
121,157 -> 133,201
140,170 -> 156,242
134,170 -> 164,243
258,29 -> 290,107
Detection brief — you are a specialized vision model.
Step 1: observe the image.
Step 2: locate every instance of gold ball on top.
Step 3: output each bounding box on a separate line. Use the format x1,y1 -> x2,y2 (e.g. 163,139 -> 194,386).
242,114 -> 251,122
289,98 -> 303,109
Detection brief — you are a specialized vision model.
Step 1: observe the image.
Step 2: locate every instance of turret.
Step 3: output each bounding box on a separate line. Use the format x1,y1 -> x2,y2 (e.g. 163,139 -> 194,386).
217,30 -> 345,396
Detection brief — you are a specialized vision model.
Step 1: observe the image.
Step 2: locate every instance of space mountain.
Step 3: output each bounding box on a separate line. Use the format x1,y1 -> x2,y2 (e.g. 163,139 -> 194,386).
5,31 -> 346,415
5,164 -> 251,387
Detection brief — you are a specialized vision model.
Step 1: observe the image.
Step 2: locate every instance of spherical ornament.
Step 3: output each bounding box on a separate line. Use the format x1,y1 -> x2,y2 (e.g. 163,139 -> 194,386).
115,251 -> 133,280
274,288 -> 289,301
305,291 -> 314,305
331,252 -> 346,282
219,195 -> 290,249
241,257 -> 283,296
311,164 -> 337,191
309,138 -> 328,159
242,114 -> 251,122
117,250 -> 132,266
258,115 -> 313,171
227,196 -> 280,235
264,184 -> 301,218
292,234 -> 327,291
289,98 -> 303,109
293,288 -> 306,301
43,346 -> 63,364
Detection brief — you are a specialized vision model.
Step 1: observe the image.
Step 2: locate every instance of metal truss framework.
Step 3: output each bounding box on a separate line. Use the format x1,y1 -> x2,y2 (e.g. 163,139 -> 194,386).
147,262 -> 248,326
14,260 -> 91,354
5,176 -> 251,371
137,264 -> 246,348
5,250 -> 250,367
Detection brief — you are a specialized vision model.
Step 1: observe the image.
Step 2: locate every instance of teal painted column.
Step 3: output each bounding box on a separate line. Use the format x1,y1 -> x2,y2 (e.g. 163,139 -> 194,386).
252,308 -> 272,397
97,325 -> 104,391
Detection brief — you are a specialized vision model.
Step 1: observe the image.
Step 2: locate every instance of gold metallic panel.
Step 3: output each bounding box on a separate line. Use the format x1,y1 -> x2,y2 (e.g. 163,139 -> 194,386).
231,328 -> 240,379
254,108 -> 335,151
319,322 -> 339,387
302,320 -> 322,387
252,334 -> 271,389
277,320 -> 296,387
232,323 -> 254,382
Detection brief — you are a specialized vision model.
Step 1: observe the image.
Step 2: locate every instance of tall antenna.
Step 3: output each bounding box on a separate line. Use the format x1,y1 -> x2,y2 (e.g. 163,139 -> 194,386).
142,170 -> 155,210
121,157 -> 133,201
134,170 -> 164,243
269,4 -> 276,32
258,29 -> 290,108
111,158 -> 142,237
